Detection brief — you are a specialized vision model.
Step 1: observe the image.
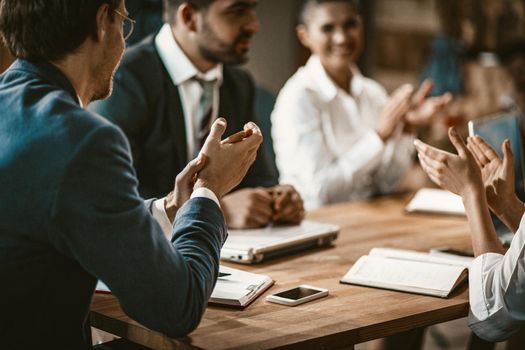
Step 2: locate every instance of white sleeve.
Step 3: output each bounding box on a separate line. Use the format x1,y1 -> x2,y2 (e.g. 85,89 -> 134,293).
272,87 -> 384,209
373,127 -> 415,195
468,214 -> 525,341
151,188 -> 221,238
191,187 -> 220,207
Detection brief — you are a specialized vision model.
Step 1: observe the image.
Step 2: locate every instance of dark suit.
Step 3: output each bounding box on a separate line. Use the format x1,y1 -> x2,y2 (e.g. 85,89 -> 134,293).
90,35 -> 278,199
0,59 -> 227,349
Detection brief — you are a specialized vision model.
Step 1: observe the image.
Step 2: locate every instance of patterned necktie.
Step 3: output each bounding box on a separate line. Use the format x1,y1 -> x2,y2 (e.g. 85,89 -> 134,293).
194,77 -> 216,156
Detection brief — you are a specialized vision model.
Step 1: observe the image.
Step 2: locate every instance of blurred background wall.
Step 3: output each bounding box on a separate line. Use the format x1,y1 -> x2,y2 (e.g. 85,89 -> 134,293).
2,0 -> 525,123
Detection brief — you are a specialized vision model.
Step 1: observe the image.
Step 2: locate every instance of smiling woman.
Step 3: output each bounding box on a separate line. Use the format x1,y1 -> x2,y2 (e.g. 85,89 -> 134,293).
271,0 -> 452,210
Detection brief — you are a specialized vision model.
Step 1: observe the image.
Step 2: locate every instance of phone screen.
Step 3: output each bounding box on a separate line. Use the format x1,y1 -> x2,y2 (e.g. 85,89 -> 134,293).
274,287 -> 321,300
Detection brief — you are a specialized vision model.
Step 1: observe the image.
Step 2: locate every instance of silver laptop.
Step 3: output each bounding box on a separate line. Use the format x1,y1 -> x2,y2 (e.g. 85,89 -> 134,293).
221,220 -> 340,264
468,111 -> 525,245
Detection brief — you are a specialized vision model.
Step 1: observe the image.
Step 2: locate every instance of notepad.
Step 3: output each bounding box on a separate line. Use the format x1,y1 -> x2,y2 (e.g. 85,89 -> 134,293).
405,188 -> 465,216
209,266 -> 274,308
340,247 -> 472,298
96,265 -> 273,309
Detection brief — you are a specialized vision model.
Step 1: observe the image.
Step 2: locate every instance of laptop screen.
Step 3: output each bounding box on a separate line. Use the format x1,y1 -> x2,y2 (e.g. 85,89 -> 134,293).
468,112 -> 525,238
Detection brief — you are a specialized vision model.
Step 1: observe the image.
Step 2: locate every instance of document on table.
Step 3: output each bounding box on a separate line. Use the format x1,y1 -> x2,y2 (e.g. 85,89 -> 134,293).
341,247 -> 471,297
405,188 -> 465,216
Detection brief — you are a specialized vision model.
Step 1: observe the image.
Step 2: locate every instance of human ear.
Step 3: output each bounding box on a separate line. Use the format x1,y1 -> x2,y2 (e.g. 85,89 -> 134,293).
95,4 -> 110,42
296,24 -> 312,50
178,4 -> 199,32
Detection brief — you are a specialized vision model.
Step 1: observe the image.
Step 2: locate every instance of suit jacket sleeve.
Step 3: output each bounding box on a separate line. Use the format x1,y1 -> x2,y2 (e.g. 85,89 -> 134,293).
49,124 -> 226,337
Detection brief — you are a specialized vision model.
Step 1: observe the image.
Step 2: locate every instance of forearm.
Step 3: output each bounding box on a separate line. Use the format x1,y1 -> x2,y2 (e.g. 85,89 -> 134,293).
161,198 -> 226,336
496,194 -> 525,233
463,189 -> 505,256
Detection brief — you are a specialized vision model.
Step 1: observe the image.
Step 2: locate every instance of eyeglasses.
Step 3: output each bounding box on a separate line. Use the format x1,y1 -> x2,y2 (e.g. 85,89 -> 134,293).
114,9 -> 136,41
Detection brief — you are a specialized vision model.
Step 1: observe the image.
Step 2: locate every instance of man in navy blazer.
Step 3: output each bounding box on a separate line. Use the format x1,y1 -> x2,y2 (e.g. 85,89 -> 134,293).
90,0 -> 305,229
0,1 -> 262,349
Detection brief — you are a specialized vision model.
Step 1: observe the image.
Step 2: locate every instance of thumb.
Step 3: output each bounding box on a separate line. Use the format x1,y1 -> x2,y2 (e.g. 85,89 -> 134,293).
502,139 -> 514,171
208,117 -> 227,141
448,127 -> 468,158
413,79 -> 434,105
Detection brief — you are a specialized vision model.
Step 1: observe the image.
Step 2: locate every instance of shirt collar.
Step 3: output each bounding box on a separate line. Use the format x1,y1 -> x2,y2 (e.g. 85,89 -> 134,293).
155,23 -> 223,86
305,55 -> 365,102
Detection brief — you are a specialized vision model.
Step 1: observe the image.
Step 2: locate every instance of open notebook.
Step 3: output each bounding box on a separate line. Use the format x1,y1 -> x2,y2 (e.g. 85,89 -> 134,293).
341,247 -> 472,298
96,265 -> 273,309
222,220 -> 340,264
405,188 -> 465,216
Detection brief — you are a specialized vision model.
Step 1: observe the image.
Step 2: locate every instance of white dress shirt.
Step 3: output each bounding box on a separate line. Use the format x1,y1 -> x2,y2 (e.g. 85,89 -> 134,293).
271,55 -> 414,209
150,24 -> 224,235
469,214 -> 525,341
155,23 -> 223,162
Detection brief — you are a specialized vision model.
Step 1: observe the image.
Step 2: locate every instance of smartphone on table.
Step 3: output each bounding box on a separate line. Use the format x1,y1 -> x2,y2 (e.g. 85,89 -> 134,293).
266,285 -> 328,306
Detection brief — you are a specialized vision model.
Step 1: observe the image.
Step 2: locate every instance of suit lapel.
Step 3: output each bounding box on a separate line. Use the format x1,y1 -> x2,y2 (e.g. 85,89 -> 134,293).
166,78 -> 189,166
219,69 -> 242,137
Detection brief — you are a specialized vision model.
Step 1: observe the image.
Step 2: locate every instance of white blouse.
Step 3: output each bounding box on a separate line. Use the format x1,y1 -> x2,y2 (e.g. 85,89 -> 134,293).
469,214 -> 525,341
271,55 -> 414,209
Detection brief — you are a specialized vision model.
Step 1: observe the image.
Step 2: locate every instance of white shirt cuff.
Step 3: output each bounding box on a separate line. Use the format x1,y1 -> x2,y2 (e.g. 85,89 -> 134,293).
152,188 -> 221,239
152,198 -> 174,238
191,187 -> 221,207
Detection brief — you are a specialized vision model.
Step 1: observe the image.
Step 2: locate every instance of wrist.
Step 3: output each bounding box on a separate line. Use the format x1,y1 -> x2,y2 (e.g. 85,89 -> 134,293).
376,128 -> 389,142
461,185 -> 485,208
164,192 -> 177,223
194,179 -> 221,199
498,194 -> 525,230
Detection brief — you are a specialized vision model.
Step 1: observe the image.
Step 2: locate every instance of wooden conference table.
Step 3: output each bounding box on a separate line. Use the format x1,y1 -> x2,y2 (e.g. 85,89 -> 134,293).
90,194 -> 472,350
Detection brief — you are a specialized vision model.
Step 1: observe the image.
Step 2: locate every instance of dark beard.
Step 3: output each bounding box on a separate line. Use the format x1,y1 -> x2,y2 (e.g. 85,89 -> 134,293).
197,19 -> 252,65
90,44 -> 123,103
198,44 -> 248,66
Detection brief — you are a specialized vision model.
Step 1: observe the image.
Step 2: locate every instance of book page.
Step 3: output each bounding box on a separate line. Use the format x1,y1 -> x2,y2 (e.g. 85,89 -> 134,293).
370,247 -> 472,268
342,256 -> 467,296
405,188 -> 465,215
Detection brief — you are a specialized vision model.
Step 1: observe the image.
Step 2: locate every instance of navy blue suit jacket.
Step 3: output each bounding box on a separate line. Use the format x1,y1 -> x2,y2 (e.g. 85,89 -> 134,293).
90,35 -> 278,199
0,60 -> 226,349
